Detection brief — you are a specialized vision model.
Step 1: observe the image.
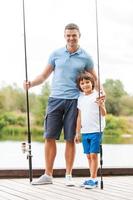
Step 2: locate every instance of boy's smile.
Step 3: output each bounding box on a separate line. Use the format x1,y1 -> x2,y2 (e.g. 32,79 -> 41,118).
79,79 -> 93,95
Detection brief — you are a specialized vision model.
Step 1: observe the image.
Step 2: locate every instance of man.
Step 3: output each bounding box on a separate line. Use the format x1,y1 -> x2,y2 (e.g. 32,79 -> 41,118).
24,23 -> 97,186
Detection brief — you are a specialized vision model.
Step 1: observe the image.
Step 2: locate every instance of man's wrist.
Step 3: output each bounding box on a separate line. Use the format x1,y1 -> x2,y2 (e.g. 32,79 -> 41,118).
29,81 -> 33,88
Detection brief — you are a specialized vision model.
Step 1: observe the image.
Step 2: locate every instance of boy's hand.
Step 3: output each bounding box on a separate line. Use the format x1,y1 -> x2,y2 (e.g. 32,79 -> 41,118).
74,133 -> 80,143
96,96 -> 105,107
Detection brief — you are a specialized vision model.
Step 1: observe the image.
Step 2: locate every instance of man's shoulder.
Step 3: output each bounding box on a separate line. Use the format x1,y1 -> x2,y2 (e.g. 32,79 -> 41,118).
52,47 -> 66,55
79,48 -> 92,58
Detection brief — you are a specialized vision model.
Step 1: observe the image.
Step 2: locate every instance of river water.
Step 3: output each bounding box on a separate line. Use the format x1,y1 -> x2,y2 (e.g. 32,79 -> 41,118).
0,141 -> 133,169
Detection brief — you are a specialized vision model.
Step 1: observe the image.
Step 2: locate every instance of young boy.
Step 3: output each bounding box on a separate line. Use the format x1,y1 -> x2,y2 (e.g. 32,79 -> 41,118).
75,72 -> 106,189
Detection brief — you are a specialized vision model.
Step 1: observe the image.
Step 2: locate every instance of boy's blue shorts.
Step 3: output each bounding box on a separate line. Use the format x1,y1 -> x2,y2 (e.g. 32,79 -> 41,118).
82,132 -> 103,154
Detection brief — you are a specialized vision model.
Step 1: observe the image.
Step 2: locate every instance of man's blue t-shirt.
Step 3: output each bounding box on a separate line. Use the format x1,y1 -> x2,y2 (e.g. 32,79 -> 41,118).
48,47 -> 94,99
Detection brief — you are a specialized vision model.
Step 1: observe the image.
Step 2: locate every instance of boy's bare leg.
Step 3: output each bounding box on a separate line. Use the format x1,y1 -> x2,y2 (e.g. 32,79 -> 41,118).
89,153 -> 98,178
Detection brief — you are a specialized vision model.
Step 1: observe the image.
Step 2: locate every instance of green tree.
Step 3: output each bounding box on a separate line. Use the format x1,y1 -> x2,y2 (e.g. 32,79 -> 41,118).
103,79 -> 127,115
31,82 -> 50,125
0,94 -> 5,111
0,84 -> 26,112
120,95 -> 133,115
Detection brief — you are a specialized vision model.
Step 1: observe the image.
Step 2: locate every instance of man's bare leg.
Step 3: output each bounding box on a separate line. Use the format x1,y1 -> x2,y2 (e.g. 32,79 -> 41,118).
65,140 -> 75,174
44,138 -> 56,176
64,140 -> 75,186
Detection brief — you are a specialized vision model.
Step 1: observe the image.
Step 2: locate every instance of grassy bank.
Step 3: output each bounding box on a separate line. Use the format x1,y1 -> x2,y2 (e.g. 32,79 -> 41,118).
0,112 -> 133,144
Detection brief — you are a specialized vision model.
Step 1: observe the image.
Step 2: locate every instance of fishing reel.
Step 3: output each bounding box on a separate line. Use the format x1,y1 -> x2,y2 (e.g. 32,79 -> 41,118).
21,142 -> 32,160
21,142 -> 28,153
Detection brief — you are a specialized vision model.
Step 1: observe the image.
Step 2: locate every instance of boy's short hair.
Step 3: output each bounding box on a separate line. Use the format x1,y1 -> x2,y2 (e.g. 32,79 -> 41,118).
76,72 -> 95,91
64,23 -> 81,36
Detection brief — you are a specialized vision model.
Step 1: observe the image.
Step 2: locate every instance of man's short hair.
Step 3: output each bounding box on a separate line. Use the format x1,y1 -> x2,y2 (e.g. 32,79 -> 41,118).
65,23 -> 81,36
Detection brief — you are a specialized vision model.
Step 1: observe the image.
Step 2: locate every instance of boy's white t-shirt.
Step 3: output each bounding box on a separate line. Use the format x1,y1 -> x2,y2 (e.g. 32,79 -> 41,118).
77,90 -> 105,134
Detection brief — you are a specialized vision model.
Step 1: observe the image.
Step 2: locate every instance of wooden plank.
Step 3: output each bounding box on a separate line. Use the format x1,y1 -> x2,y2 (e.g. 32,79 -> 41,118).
0,190 -> 23,200
0,179 -> 75,200
0,177 -> 133,200
51,178 -> 128,200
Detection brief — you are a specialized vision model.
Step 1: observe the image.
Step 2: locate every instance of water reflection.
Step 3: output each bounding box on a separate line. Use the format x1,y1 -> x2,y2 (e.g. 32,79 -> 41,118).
0,141 -> 133,169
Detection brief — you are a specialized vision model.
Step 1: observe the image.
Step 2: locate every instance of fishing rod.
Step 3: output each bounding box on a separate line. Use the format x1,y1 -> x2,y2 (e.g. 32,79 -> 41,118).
22,0 -> 33,182
95,0 -> 104,189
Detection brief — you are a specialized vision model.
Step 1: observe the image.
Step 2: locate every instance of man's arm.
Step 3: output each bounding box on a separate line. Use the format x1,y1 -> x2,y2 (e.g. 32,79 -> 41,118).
23,64 -> 53,90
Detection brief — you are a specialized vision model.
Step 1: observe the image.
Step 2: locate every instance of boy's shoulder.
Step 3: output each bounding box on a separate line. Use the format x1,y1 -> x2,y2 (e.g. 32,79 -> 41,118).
78,92 -> 84,99
78,90 -> 98,98
78,93 -> 84,104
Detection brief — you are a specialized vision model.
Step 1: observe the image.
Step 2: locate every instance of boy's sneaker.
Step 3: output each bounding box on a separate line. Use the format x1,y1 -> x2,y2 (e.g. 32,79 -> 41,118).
31,174 -> 53,185
80,179 -> 90,187
65,174 -> 75,186
84,179 -> 98,189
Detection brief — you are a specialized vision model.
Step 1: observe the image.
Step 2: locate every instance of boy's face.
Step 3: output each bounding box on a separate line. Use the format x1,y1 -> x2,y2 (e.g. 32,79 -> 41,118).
79,79 -> 93,95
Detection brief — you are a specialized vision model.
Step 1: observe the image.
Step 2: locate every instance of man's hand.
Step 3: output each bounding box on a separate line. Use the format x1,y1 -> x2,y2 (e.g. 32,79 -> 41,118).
23,81 -> 31,90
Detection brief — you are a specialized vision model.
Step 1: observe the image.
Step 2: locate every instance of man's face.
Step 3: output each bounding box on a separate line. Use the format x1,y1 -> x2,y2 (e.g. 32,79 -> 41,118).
64,29 -> 80,48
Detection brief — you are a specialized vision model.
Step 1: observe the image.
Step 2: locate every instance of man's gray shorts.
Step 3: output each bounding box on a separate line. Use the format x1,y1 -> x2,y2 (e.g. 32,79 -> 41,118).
44,97 -> 78,141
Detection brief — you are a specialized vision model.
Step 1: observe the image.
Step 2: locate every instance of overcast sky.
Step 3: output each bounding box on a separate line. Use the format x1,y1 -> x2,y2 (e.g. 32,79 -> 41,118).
0,0 -> 133,94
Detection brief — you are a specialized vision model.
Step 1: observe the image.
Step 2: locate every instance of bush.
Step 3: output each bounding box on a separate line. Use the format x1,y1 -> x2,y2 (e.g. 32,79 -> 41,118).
0,126 -> 27,140
0,118 -> 7,129
16,116 -> 26,126
31,126 -> 44,142
104,114 -> 129,136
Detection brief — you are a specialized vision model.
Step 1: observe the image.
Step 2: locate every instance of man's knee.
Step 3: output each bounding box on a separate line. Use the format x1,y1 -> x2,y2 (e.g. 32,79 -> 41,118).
45,138 -> 56,145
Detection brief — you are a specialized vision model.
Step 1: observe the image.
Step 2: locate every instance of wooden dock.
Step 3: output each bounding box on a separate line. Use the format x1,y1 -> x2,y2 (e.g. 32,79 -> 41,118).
0,176 -> 133,200
0,168 -> 133,178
